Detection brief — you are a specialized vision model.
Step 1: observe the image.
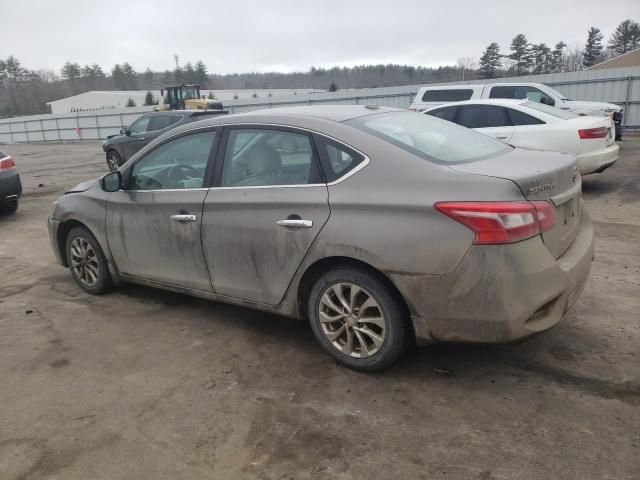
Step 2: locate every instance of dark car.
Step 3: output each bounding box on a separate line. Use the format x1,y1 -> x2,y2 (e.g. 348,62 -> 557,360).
0,150 -> 22,215
102,110 -> 227,171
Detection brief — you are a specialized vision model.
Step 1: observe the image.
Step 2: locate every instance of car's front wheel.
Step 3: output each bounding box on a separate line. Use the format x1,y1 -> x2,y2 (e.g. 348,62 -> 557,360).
65,226 -> 113,294
106,150 -> 122,172
308,267 -> 410,371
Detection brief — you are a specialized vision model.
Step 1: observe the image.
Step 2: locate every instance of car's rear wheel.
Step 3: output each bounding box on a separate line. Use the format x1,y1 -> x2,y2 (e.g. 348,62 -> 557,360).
106,150 -> 121,172
65,226 -> 113,294
308,267 -> 410,371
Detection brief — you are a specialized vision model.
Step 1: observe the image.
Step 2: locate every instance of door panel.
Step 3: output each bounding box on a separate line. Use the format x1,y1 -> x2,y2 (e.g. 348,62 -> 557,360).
476,126 -> 515,142
202,186 -> 330,304
202,126 -> 330,305
105,129 -> 218,291
106,190 -> 212,291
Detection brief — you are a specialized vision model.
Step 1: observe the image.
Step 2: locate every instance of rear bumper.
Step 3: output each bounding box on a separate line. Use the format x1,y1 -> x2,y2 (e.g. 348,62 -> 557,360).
0,172 -> 22,203
576,144 -> 619,175
394,208 -> 594,345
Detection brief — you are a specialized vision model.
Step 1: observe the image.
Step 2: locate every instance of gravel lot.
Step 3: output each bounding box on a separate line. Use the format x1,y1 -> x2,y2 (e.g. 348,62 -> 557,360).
0,139 -> 639,480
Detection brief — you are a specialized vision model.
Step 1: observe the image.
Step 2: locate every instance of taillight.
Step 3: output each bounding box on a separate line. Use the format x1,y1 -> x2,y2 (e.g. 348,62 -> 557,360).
578,127 -> 608,139
0,156 -> 16,172
434,201 -> 555,245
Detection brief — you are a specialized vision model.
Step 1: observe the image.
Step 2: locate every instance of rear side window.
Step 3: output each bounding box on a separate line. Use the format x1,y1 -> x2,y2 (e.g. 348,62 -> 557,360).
507,108 -> 545,126
149,115 -> 181,131
313,135 -> 365,182
425,107 -> 457,122
456,105 -> 511,128
421,89 -> 474,102
220,128 -> 321,187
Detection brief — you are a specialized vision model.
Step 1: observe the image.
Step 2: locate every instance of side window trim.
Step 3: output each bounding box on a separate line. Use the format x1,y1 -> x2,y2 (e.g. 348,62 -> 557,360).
210,125 -> 325,189
122,126 -> 220,190
313,134 -> 366,183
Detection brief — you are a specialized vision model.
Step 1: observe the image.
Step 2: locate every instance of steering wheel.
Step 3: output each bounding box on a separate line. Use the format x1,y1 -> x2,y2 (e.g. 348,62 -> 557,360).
167,164 -> 201,185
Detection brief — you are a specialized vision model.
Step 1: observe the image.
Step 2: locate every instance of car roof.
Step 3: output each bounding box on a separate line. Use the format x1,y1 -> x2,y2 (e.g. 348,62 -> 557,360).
424,99 -> 527,110
168,105 -> 403,131
146,109 -> 225,116
244,105 -> 402,122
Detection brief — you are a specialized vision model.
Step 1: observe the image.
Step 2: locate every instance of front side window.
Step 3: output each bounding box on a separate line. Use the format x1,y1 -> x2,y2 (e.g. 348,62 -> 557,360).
220,129 -> 318,187
422,89 -> 474,102
129,131 -> 216,190
128,116 -> 150,135
456,105 -> 511,129
489,86 -> 555,106
348,111 -> 510,164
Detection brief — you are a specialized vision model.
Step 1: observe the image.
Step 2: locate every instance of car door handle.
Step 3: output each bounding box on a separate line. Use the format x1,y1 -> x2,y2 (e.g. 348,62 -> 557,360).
170,214 -> 197,222
277,219 -> 313,228
496,136 -> 508,139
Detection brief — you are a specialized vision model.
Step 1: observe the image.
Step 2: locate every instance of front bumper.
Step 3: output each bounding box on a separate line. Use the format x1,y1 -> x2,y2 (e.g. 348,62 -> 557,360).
576,144 -> 619,175
394,208 -> 595,345
48,217 -> 66,266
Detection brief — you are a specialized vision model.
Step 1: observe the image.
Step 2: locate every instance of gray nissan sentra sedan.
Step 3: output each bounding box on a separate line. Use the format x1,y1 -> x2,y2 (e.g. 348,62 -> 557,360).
48,106 -> 594,371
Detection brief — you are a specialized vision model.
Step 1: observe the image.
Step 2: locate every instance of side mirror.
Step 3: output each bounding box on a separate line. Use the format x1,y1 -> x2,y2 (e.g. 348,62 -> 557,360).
120,127 -> 129,135
101,171 -> 122,192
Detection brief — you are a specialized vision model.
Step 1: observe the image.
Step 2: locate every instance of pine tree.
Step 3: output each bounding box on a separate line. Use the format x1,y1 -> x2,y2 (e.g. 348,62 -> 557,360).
195,61 -> 208,87
583,27 -> 604,67
550,42 -> 567,72
61,61 -> 81,80
508,34 -> 532,76
121,63 -> 137,90
608,20 -> 640,55
329,82 -> 338,92
479,42 -> 502,78
111,64 -> 125,89
143,68 -> 154,89
531,43 -> 552,74
125,98 -> 136,107
143,91 -> 155,106
183,62 -> 196,84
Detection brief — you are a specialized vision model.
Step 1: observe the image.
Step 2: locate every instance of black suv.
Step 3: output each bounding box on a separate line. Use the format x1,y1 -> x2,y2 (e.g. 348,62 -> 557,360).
103,110 -> 227,171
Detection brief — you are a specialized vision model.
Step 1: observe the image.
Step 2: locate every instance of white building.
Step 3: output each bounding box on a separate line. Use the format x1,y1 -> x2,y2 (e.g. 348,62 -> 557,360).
46,89 -> 323,114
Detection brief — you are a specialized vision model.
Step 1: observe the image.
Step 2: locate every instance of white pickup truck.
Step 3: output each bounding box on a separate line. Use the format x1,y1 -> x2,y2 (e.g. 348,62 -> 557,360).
409,83 -> 623,139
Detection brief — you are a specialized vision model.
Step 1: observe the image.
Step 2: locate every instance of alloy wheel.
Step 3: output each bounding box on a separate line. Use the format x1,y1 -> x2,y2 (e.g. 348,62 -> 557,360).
318,282 -> 386,358
70,237 -> 99,287
106,152 -> 119,172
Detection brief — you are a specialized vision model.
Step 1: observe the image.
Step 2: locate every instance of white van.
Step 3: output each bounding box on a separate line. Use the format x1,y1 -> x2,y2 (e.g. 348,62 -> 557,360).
409,82 -> 623,138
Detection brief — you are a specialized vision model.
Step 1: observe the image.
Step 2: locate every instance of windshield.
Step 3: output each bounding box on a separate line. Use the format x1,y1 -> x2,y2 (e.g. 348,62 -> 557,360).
348,111 -> 511,164
523,101 -> 579,119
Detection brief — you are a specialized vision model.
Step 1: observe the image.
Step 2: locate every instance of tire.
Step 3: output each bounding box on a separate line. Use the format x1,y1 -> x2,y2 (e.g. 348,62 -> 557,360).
106,150 -> 122,172
65,226 -> 113,294
308,267 -> 410,371
2,200 -> 18,215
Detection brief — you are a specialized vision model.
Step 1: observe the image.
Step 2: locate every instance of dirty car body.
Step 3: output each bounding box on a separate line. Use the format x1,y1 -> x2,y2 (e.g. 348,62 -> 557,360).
49,106 -> 594,370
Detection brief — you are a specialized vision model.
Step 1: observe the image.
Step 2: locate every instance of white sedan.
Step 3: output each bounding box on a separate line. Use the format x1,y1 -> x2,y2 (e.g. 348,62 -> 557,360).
423,99 -> 619,175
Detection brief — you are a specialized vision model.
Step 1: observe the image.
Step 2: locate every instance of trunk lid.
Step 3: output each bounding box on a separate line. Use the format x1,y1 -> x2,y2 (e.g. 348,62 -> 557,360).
449,148 -> 582,258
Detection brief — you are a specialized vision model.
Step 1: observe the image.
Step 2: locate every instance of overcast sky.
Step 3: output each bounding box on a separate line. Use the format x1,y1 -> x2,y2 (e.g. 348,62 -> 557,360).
2,0 -> 638,74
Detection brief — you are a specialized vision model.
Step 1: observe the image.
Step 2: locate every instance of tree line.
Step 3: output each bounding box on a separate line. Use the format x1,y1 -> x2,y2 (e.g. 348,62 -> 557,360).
1,19 -> 638,118
479,19 -> 639,78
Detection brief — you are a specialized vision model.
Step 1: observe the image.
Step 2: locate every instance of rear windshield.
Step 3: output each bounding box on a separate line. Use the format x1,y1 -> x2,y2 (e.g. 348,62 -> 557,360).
348,111 -> 511,164
422,89 -> 474,102
523,101 -> 579,119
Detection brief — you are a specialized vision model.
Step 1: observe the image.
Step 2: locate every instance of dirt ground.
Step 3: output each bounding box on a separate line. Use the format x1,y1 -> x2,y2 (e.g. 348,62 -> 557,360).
0,139 -> 639,480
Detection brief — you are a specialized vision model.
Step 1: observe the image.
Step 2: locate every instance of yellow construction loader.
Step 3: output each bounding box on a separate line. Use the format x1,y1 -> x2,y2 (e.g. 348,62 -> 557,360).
158,85 -> 223,111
